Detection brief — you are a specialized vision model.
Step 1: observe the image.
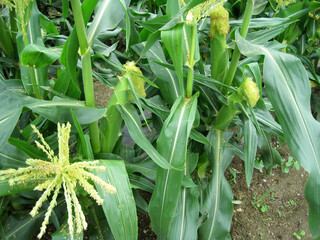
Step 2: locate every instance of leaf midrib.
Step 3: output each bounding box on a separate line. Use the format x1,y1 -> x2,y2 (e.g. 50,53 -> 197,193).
265,50 -> 320,175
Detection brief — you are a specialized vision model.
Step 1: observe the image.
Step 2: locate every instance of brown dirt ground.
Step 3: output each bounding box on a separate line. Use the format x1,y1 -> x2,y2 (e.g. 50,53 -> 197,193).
229,152 -> 310,240
93,79 -> 114,107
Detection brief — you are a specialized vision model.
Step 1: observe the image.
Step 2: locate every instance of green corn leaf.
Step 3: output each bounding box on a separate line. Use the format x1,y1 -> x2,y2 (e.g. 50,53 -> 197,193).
236,30 -> 320,239
25,1 -> 50,98
52,222 -> 83,240
4,199 -> 64,239
62,0 -> 69,19
60,0 -> 99,84
254,105 -> 283,137
53,69 -> 71,95
198,129 -> 234,240
246,24 -> 289,44
87,204 -> 114,240
87,0 -> 129,45
244,117 -> 258,187
190,130 -> 214,147
0,16 -> 15,59
168,187 -> 200,240
132,42 -> 182,105
0,81 -> 105,151
21,44 -> 60,69
126,159 -> 157,181
138,6 -> 185,59
166,0 -> 181,18
0,179 -> 45,197
39,13 -> 59,35
70,108 -> 89,159
93,160 -> 137,240
0,144 -> 28,169
259,130 -> 281,174
117,103 -> 175,169
8,138 -> 47,160
129,174 -> 154,192
168,153 -> 200,240
149,95 -> 198,240
230,2 -> 320,28
100,85 -> 123,153
252,0 -> 268,15
161,23 -> 185,94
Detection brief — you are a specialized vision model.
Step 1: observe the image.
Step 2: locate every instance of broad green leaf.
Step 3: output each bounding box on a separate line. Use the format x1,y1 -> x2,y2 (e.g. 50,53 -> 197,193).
117,103 -> 175,169
259,130 -> 281,174
129,174 -> 154,192
168,187 -> 200,240
246,24 -> 289,44
25,1 -> 49,98
141,96 -> 170,120
8,138 -> 46,160
53,69 -> 71,95
39,13 -> 59,35
0,16 -> 15,59
149,95 -> 198,239
52,222 -> 83,240
166,0 -> 181,18
126,159 -> 157,180
230,2 -> 320,29
62,0 -> 69,19
132,42 -> 181,105
138,5 -> 186,58
168,153 -> 200,240
254,104 -> 283,137
87,204 -> 113,240
277,1 -> 320,19
87,0 -> 129,45
0,144 -> 28,169
0,179 -> 44,197
190,129 -> 213,147
93,160 -> 137,240
198,129 -> 234,240
0,82 -> 105,151
99,82 -> 123,154
252,0 -> 267,15
237,30 -> 320,239
4,199 -> 64,239
307,19 -> 318,40
21,44 -> 60,69
71,109 -> 89,159
161,23 -> 185,94
244,118 -> 257,187
122,7 -> 140,50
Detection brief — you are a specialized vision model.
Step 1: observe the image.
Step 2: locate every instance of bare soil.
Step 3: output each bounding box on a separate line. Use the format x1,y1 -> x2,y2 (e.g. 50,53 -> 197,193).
93,79 -> 114,107
229,153 -> 310,240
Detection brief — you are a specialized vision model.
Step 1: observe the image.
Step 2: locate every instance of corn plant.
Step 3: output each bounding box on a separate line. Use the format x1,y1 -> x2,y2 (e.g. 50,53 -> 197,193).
0,0 -> 319,239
